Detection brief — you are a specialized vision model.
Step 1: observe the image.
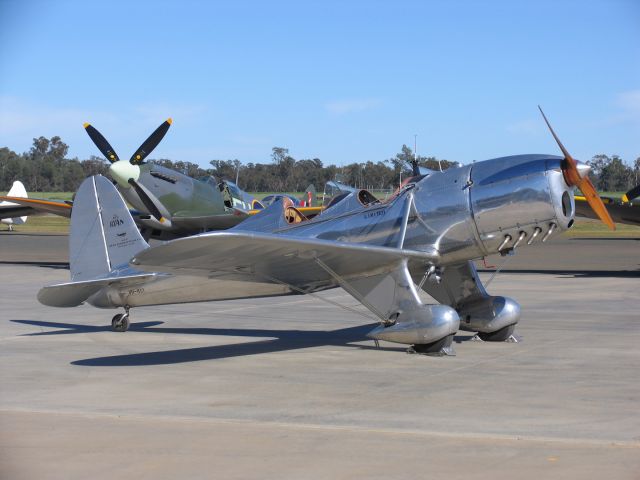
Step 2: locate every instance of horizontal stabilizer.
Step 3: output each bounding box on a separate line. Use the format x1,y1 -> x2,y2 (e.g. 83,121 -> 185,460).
38,273 -> 158,307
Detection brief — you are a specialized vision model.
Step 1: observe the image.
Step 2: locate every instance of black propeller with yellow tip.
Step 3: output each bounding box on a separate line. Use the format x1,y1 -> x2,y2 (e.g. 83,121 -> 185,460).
538,106 -> 615,231
83,123 -> 120,163
622,184 -> 640,203
83,118 -> 174,226
83,118 -> 172,166
127,178 -> 172,227
129,118 -> 172,165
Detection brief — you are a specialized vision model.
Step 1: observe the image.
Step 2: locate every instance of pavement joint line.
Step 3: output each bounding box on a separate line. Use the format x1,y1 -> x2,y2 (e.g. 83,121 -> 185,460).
2,408 -> 638,449
140,296 -> 351,315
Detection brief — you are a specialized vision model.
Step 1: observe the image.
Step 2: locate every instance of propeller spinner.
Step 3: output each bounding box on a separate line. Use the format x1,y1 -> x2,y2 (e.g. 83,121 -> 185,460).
538,107 -> 615,230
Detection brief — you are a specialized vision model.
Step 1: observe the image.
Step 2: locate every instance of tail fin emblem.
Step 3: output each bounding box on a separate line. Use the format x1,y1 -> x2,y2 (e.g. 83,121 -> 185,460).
110,215 -> 124,228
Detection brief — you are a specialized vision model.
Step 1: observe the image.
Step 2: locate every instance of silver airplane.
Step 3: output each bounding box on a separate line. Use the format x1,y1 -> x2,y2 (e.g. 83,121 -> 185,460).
37,109 -> 614,356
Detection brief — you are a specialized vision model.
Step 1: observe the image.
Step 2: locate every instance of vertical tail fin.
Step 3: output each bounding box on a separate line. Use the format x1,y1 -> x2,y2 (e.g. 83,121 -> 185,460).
6,180 -> 27,198
70,175 -> 148,281
3,181 -> 28,225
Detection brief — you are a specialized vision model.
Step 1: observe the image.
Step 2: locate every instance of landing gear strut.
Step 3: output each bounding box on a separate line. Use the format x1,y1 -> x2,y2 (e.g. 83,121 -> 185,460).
111,306 -> 130,332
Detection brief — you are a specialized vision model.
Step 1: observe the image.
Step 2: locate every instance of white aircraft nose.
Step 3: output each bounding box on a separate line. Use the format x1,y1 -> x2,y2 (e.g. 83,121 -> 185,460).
109,161 -> 140,188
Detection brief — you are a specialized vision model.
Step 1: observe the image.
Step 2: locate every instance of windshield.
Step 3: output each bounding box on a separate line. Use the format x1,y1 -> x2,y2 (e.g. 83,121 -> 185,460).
196,175 -> 218,187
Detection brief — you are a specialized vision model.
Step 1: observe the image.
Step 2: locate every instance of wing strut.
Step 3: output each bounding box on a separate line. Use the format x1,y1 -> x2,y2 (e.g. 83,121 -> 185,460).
313,257 -> 389,322
246,267 -> 380,321
396,191 -> 415,249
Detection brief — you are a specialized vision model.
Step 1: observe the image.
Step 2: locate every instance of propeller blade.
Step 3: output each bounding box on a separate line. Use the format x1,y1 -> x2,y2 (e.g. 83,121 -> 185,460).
83,123 -> 120,163
538,106 -> 615,230
127,178 -> 171,226
537,106 -> 581,186
578,177 -> 615,230
622,184 -> 640,203
129,118 -> 172,165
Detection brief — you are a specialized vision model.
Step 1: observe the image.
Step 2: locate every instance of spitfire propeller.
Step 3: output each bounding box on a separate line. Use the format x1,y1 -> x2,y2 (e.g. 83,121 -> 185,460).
538,107 -> 615,230
83,119 -> 173,225
622,184 -> 640,203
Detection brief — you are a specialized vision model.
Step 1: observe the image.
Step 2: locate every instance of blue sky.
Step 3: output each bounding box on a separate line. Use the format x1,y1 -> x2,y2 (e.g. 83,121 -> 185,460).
1,0 -> 638,167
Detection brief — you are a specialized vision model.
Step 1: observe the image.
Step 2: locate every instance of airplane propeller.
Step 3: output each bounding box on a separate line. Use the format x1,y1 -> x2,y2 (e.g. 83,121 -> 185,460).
622,184 -> 640,203
538,106 -> 615,230
83,118 -> 173,225
127,179 -> 172,226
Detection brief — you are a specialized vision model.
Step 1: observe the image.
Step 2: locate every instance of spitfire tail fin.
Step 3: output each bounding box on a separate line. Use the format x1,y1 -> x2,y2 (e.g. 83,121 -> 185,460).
69,175 -> 148,282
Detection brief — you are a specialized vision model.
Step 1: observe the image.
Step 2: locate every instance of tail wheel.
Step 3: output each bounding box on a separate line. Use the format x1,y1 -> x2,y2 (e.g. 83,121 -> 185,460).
111,313 -> 130,332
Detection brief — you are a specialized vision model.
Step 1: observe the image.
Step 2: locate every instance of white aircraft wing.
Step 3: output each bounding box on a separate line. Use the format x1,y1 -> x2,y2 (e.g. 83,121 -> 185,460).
132,231 -> 439,288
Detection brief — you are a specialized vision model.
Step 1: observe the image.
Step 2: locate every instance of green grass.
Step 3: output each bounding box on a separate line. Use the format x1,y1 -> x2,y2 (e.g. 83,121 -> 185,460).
583,191 -> 625,200
252,192 -> 306,200
2,215 -> 70,233
562,219 -> 640,238
0,191 -> 75,201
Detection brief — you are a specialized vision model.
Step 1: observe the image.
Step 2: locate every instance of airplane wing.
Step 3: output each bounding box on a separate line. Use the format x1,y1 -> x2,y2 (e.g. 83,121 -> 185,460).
131,231 -> 440,288
0,196 -> 72,218
0,203 -> 38,220
574,195 -> 640,226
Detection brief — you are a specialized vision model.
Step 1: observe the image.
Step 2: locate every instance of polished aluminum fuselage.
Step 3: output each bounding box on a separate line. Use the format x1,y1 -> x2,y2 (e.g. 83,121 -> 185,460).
280,154 -> 573,264
89,154 -> 575,309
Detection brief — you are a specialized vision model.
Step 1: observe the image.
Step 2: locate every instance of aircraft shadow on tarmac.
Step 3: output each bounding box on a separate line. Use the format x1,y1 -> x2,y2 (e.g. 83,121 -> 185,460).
0,261 -> 69,269
478,269 -> 640,278
569,237 -> 640,241
0,232 -> 68,237
11,319 -> 476,366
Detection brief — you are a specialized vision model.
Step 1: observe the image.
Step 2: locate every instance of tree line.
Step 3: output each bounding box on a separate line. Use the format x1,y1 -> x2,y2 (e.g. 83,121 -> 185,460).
1,136 -> 638,194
